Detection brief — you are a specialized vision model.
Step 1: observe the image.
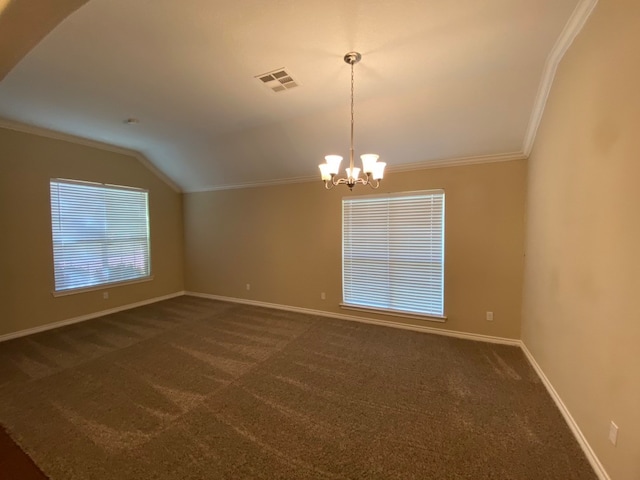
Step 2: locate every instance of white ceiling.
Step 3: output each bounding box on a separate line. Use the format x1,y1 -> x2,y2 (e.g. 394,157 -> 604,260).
0,0 -> 589,192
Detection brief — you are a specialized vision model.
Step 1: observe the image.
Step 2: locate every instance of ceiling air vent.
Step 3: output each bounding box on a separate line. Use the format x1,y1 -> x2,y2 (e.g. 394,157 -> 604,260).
255,68 -> 299,93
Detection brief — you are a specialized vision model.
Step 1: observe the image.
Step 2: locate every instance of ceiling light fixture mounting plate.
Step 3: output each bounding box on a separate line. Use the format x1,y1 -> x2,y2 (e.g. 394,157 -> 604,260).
344,52 -> 362,65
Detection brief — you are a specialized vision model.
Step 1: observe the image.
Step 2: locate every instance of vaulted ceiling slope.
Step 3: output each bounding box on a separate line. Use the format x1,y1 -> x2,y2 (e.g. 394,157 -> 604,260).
0,0 -> 596,192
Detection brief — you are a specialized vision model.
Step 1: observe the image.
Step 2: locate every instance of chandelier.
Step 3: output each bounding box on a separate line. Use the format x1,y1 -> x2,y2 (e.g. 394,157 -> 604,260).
319,52 -> 386,190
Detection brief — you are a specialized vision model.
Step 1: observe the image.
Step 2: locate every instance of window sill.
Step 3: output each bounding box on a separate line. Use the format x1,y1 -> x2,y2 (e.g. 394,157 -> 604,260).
340,303 -> 447,323
51,276 -> 154,297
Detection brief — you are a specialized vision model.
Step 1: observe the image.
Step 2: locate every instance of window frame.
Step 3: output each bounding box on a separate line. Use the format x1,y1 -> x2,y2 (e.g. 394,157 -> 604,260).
341,189 -> 446,321
49,178 -> 152,296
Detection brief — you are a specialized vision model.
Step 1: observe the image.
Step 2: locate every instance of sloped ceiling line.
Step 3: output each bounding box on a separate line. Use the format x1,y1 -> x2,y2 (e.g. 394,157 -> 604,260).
0,0 -> 89,81
0,119 -> 181,192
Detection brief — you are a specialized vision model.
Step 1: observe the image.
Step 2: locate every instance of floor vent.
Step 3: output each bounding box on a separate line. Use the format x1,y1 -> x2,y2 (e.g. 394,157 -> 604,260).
255,68 -> 299,93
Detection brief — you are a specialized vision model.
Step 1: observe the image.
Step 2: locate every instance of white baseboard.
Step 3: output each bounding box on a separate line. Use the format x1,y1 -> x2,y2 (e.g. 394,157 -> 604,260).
0,291 -> 185,343
185,291 -> 521,346
520,342 -> 610,480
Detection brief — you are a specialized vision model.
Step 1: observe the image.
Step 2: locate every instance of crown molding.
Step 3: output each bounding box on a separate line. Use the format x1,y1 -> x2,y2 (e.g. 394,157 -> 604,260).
187,174 -> 319,193
388,151 -> 527,173
0,118 -> 182,193
522,0 -> 598,157
187,152 -> 527,193
1,116 -> 525,195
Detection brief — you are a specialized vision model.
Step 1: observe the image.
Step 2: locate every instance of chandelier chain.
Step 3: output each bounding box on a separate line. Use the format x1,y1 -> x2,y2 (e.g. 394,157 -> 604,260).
350,59 -> 355,171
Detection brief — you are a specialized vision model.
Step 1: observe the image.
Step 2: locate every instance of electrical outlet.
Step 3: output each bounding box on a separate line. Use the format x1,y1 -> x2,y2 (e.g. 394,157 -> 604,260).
103,292 -> 109,300
321,292 -> 326,300
246,283 -> 251,291
486,311 -> 494,321
609,421 -> 618,446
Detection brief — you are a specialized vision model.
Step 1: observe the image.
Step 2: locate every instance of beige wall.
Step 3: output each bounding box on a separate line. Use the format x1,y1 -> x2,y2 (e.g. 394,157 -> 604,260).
184,160 -> 526,339
0,127 -> 185,337
522,1 -> 640,479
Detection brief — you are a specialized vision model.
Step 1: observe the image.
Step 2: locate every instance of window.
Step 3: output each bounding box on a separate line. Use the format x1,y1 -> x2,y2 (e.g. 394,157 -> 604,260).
342,190 -> 445,318
50,179 -> 151,294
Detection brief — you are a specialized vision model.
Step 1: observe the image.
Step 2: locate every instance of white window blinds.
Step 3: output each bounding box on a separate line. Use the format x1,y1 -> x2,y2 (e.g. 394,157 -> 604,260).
342,190 -> 445,317
50,179 -> 150,293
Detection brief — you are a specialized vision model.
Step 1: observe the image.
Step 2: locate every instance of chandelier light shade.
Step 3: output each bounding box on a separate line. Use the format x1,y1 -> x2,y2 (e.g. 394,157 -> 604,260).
319,52 -> 386,190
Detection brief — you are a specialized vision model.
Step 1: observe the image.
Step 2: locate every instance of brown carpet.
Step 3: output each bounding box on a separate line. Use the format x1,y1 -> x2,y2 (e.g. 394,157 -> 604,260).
0,296 -> 596,479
